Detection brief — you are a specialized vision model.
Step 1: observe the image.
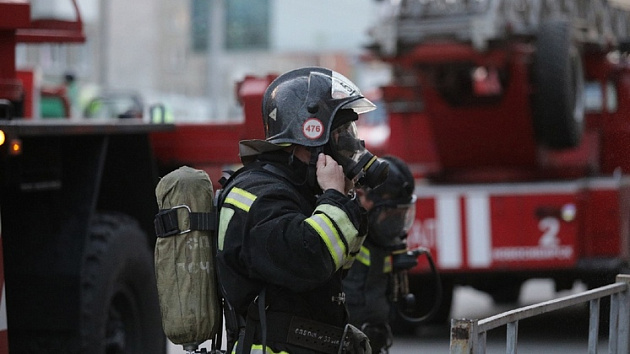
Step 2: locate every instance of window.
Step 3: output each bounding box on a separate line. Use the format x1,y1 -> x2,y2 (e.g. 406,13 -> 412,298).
191,0 -> 210,52
191,0 -> 269,52
225,0 -> 269,50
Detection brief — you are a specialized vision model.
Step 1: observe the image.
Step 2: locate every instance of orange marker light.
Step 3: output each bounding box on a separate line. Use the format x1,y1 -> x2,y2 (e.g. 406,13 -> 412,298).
9,138 -> 22,155
0,130 -> 4,146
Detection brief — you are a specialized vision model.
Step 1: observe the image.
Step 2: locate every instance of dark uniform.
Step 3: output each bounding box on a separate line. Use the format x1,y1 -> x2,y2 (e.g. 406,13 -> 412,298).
216,67 -> 389,354
217,151 -> 367,353
344,240 -> 393,324
343,156 -> 417,353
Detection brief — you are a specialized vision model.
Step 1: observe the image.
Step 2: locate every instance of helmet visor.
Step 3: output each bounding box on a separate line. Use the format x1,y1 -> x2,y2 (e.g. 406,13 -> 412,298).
341,97 -> 377,115
326,71 -> 377,114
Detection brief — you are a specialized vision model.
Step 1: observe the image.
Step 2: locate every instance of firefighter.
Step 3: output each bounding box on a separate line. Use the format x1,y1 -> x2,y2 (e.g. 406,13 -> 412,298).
343,155 -> 418,353
216,66 -> 389,354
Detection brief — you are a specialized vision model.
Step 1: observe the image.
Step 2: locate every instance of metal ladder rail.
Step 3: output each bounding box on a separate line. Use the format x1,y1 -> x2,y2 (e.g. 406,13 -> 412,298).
378,0 -> 630,53
450,274 -> 630,354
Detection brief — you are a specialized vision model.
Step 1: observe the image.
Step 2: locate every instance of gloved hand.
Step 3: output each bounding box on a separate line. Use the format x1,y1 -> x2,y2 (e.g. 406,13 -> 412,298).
391,249 -> 419,271
340,324 -> 372,354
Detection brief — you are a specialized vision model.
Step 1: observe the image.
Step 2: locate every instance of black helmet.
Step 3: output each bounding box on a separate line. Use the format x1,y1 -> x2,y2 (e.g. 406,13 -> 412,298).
239,66 -> 388,188
261,66 -> 376,147
367,155 -> 415,204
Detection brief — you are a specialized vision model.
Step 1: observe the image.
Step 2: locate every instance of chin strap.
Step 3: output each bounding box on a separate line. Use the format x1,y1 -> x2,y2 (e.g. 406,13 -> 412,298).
308,146 -> 324,194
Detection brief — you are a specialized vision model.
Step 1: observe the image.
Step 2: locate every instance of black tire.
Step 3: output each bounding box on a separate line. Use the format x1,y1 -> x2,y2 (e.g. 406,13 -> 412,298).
489,280 -> 522,305
80,212 -> 165,354
532,20 -> 585,149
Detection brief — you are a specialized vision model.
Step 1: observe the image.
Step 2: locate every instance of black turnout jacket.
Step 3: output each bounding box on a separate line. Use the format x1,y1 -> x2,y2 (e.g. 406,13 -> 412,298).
216,150 -> 367,353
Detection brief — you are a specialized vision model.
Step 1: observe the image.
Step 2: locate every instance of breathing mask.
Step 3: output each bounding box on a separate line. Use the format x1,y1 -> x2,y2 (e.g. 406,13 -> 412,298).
325,119 -> 389,188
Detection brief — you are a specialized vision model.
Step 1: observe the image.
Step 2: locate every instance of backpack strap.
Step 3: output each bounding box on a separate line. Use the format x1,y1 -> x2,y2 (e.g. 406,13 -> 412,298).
154,205 -> 216,238
237,288 -> 267,354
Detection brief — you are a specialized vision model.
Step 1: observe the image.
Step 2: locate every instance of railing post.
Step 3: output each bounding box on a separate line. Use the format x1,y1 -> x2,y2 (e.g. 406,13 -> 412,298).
609,291 -> 620,354
506,321 -> 518,354
588,298 -> 600,354
615,274 -> 630,353
450,318 -> 479,354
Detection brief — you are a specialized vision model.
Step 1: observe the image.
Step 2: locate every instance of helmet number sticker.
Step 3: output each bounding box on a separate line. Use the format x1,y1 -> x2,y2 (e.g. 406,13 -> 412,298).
303,118 -> 324,140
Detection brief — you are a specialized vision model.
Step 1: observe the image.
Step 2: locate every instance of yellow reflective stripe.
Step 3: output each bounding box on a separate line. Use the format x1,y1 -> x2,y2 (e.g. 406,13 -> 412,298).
225,187 -> 256,212
314,204 -> 359,247
217,207 -> 235,251
383,255 -> 393,273
231,342 -> 289,354
356,245 -> 370,267
251,345 -> 289,354
363,155 -> 378,171
305,214 -> 346,269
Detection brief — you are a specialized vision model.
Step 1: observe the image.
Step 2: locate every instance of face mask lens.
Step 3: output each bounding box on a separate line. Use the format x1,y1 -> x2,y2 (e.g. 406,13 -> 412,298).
328,122 -> 363,174
370,194 -> 417,242
368,207 -> 405,247
401,195 -> 417,233
330,122 -> 361,158
328,120 -> 388,188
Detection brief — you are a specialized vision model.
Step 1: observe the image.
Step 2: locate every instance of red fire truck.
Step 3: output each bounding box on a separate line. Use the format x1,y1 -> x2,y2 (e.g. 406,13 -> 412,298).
0,1 -> 171,352
6,0 -> 630,352
363,0 -> 630,328
135,0 -> 630,333
0,1 -> 275,352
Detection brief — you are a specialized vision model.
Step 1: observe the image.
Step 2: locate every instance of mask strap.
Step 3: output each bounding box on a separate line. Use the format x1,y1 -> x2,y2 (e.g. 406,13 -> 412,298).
308,146 -> 324,194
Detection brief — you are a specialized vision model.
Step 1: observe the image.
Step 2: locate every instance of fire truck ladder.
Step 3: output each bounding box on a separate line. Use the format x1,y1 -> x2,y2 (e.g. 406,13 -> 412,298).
372,0 -> 630,55
449,274 -> 630,353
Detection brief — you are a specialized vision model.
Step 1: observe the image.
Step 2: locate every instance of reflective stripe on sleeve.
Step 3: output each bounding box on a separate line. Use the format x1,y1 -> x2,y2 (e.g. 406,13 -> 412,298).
356,245 -> 370,267
305,214 -> 346,269
217,207 -> 235,251
383,255 -> 393,273
224,187 -> 256,212
313,204 -> 360,248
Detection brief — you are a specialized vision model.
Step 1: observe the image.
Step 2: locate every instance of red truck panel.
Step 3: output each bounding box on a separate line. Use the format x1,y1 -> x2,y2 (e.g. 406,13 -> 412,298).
150,74 -> 273,185
150,123 -> 245,185
407,177 -> 630,273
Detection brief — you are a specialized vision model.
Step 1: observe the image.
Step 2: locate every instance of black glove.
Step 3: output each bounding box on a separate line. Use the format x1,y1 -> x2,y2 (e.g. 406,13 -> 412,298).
391,249 -> 419,271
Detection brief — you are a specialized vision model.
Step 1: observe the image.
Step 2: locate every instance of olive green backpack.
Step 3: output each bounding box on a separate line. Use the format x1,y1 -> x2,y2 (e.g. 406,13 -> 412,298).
153,166 -> 222,353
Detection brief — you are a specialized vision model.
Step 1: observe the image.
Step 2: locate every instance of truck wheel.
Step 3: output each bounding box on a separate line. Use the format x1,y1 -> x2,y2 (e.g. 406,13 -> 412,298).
80,212 -> 165,354
489,280 -> 522,304
532,20 -> 585,149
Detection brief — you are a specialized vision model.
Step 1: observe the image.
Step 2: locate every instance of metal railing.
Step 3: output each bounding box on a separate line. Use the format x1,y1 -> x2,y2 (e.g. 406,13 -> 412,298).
449,274 -> 630,353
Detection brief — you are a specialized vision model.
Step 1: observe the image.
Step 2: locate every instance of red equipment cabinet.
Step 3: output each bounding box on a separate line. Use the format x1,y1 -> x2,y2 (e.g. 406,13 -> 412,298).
150,74 -> 275,187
